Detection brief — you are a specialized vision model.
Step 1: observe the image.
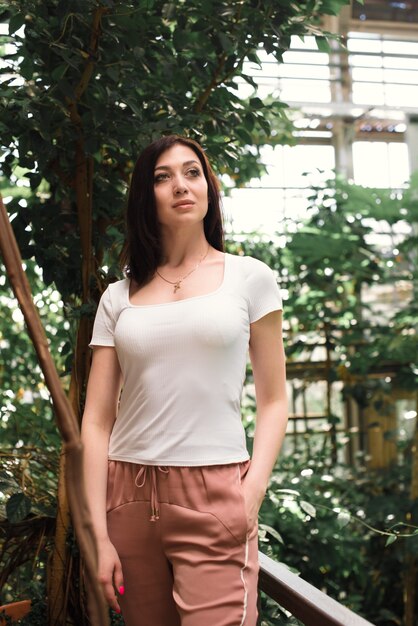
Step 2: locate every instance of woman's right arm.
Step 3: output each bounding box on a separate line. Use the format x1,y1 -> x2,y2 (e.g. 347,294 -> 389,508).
80,345 -> 124,613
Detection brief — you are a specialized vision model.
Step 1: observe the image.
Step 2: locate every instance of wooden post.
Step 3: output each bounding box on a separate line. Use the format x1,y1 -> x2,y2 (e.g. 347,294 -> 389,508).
366,392 -> 397,469
0,195 -> 109,626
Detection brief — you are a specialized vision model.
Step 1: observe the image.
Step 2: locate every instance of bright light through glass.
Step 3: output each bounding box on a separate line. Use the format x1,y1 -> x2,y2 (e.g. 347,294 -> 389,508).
353,142 -> 410,188
404,411 -> 417,420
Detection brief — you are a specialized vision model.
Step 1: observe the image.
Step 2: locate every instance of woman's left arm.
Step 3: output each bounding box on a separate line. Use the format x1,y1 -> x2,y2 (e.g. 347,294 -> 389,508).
243,309 -> 288,530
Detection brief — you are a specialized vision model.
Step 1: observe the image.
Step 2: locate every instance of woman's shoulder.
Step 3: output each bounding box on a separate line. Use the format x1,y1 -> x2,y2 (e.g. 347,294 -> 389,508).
226,252 -> 273,276
226,253 -> 282,316
103,277 -> 129,307
107,276 -> 129,293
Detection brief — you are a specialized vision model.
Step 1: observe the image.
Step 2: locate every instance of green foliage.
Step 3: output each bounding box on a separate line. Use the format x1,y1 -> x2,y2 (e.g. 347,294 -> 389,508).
0,446 -> 58,606
0,260 -> 71,450
0,265 -> 61,602
229,174 -> 418,404
227,175 -> 418,625
19,588 -> 48,626
5,493 -> 31,523
259,443 -> 416,626
0,0 -> 348,301
293,176 -> 417,399
258,593 -> 304,626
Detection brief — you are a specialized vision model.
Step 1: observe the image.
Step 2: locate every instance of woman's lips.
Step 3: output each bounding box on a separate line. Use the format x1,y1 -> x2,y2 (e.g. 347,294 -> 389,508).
172,200 -> 195,208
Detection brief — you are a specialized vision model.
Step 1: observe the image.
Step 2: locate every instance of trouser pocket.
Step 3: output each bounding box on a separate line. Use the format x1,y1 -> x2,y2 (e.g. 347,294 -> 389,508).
201,460 -> 251,545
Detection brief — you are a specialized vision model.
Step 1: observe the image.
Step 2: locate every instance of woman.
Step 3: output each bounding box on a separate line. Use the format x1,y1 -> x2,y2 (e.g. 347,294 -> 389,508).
81,135 -> 288,626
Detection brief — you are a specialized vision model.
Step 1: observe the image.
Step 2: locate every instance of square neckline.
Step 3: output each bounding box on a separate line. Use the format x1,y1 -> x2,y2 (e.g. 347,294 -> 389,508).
126,252 -> 229,308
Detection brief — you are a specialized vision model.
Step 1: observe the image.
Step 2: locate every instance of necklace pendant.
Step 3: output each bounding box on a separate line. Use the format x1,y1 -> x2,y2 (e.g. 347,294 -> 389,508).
173,282 -> 181,293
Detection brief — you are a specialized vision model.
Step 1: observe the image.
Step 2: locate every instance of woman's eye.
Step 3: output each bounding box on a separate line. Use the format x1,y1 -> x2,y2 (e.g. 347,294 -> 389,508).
187,168 -> 200,177
154,173 -> 169,183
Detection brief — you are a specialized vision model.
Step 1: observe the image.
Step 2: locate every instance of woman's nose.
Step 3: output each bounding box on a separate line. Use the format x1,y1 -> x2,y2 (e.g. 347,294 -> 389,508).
173,175 -> 188,194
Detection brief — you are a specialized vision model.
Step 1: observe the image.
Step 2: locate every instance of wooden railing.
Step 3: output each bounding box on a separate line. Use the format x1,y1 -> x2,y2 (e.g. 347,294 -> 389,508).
0,553 -> 376,625
0,600 -> 31,625
258,551 -> 375,626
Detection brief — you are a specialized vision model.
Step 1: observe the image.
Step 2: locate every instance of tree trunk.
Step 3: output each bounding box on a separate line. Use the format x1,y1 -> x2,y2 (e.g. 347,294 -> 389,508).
47,450 -> 72,625
47,374 -> 86,625
46,7 -> 101,617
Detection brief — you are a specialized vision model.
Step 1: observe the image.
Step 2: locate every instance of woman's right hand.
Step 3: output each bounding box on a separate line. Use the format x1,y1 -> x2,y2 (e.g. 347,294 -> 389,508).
97,538 -> 125,614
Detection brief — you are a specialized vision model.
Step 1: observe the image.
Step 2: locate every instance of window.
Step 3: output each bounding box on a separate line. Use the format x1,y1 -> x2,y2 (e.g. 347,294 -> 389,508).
349,33 -> 418,107
228,31 -> 413,232
352,141 -> 410,187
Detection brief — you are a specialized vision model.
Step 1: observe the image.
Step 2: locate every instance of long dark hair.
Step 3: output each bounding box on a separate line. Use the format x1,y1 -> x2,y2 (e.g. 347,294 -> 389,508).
119,135 -> 225,287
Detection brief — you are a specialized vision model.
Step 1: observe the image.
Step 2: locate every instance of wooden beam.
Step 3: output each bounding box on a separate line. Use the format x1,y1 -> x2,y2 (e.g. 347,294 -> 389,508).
286,360 -> 401,381
258,552 -> 375,626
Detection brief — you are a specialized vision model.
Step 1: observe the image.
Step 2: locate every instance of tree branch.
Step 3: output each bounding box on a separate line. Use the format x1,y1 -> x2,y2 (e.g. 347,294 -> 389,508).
194,52 -> 227,113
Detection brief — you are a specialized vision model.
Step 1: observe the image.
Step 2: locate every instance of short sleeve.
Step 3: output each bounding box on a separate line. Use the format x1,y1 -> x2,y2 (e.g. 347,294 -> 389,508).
89,287 -> 116,348
245,257 -> 283,323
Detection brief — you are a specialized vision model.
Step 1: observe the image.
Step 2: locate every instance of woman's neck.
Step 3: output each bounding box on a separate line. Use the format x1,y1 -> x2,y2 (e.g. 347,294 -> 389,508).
160,231 -> 209,269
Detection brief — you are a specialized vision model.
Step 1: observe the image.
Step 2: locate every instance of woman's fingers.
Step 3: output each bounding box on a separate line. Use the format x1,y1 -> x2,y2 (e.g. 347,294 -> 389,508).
97,542 -> 124,614
98,571 -> 121,613
241,480 -> 263,533
114,557 -> 125,599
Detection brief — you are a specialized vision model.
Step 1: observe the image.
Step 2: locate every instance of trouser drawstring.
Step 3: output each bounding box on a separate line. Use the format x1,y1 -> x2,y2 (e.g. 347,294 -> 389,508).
135,465 -> 170,521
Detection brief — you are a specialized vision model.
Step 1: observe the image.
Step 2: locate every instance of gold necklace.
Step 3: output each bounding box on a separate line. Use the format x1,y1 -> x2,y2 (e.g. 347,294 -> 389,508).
156,245 -> 210,293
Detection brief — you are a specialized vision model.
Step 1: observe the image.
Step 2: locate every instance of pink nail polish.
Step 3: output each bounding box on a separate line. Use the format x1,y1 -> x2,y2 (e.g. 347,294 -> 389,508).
119,585 -> 125,595
116,608 -> 121,614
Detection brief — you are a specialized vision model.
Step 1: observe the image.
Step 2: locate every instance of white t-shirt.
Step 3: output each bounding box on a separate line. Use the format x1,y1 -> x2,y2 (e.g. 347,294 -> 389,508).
89,253 -> 283,466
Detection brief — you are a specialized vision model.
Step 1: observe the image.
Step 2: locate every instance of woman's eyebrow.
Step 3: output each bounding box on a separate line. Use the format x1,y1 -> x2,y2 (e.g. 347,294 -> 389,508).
154,160 -> 200,171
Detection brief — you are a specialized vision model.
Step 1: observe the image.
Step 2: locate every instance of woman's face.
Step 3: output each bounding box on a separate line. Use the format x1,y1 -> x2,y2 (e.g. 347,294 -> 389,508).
153,144 -> 209,230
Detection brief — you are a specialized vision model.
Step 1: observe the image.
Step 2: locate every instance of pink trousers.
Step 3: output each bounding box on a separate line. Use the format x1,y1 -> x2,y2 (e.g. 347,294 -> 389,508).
106,459 -> 259,626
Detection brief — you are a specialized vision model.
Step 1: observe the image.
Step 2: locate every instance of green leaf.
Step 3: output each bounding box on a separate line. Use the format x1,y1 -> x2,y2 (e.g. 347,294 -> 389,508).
51,64 -> 68,82
315,36 -> 331,53
218,33 -> 234,52
8,13 -> 26,35
320,0 -> 351,15
259,524 -> 285,544
0,474 -> 19,491
19,57 -> 34,80
276,488 -> 300,497
246,51 -> 261,67
235,126 -> 253,145
337,511 -> 351,528
299,500 -> 316,517
385,534 -> 397,547
106,65 -> 120,83
125,98 -> 143,117
6,492 -> 32,523
249,97 -> 264,110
